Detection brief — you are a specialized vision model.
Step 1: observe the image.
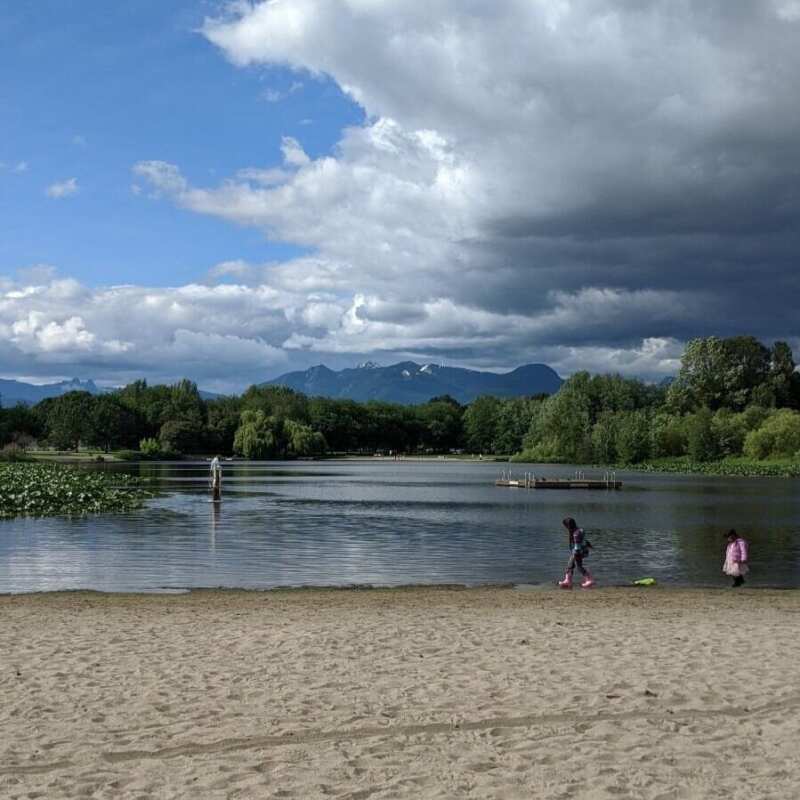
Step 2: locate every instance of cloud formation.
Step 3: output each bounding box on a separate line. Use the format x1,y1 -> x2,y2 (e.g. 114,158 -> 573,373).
8,2 -> 800,388
0,268 -> 714,391
151,2 -> 800,366
45,178 -> 79,199
0,274 -> 290,391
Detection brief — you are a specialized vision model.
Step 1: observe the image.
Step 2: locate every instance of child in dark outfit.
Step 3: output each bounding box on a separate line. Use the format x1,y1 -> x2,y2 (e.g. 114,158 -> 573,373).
557,517 -> 595,589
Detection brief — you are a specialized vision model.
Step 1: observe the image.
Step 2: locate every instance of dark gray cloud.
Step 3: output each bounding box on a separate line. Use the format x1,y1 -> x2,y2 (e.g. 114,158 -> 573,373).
197,1 -> 800,366
5,2 -> 800,389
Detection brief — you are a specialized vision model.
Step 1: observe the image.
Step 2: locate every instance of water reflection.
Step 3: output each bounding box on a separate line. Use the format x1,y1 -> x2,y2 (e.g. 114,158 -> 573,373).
1,460 -> 798,592
210,502 -> 220,552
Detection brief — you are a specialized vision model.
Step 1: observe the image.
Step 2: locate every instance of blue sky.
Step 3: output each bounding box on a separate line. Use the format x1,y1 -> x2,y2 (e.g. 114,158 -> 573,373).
0,0 -> 362,286
1,2 -> 799,391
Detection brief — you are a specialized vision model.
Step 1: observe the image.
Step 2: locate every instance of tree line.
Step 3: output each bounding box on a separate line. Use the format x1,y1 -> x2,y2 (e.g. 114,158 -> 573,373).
0,379 -> 518,458
518,337 -> 800,463
2,336 -> 799,463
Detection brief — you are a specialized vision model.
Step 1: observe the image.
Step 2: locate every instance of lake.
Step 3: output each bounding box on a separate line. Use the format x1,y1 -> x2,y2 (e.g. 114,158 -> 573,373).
1,460 -> 798,593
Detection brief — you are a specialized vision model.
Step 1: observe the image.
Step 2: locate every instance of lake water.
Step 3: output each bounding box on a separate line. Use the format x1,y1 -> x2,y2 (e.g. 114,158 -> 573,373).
1,460 -> 798,593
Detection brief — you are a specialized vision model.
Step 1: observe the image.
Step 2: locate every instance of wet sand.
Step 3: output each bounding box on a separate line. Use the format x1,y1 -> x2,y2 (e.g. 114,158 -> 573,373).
2,586 -> 799,799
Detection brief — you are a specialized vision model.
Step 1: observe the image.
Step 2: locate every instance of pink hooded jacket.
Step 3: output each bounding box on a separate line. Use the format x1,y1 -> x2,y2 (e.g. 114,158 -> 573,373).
726,538 -> 749,564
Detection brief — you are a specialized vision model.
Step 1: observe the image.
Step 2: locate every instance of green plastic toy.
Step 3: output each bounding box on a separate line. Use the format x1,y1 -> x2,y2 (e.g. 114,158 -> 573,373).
633,577 -> 657,586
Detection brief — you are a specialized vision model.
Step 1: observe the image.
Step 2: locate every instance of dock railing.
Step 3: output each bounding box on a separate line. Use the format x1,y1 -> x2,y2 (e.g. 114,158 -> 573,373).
496,469 -> 622,490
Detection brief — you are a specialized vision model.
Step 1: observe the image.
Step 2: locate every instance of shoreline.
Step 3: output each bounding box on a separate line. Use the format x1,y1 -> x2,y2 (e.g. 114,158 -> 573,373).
3,581 -> 799,599
3,585 -> 799,798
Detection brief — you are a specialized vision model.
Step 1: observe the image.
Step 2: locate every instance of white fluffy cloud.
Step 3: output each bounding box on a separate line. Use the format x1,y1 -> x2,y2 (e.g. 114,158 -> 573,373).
0,274 -> 289,390
45,178 -> 79,199
0,269 -> 703,389
10,1 -> 800,387
132,1 -> 800,379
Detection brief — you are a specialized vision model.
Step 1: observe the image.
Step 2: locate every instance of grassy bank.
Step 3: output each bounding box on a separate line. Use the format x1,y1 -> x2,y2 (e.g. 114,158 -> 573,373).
0,463 -> 154,518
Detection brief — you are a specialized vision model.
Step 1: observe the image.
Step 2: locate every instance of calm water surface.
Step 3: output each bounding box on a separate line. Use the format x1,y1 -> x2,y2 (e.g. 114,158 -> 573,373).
1,460 -> 798,592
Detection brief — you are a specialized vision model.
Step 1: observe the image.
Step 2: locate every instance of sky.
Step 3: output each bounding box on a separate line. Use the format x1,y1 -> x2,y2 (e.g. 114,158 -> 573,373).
2,0 -> 799,392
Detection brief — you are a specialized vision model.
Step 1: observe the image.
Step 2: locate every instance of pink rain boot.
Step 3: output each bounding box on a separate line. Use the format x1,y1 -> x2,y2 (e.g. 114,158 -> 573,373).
581,572 -> 595,589
558,571 -> 573,589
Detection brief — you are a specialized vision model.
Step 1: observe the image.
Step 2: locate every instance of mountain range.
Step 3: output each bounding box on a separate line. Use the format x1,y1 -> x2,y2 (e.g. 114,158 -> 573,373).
1,362 -> 564,408
263,361 -> 563,404
0,378 -> 103,407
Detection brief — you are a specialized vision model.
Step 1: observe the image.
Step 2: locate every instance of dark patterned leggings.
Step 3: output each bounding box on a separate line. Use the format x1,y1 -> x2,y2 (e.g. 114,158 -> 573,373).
566,553 -> 588,576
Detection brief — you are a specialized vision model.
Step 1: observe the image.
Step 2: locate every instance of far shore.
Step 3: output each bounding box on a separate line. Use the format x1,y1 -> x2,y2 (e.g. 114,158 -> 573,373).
2,586 -> 798,798
17,450 -> 800,477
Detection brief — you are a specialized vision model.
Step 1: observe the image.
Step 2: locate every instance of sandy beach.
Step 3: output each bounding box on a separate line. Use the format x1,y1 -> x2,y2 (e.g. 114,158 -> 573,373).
2,586 -> 799,799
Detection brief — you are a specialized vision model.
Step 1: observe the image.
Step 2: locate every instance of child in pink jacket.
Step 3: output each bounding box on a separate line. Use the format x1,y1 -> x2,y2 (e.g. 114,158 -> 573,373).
723,529 -> 749,588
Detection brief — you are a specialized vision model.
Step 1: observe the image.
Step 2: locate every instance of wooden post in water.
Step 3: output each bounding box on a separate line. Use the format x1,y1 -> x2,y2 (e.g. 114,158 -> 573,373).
210,456 -> 222,504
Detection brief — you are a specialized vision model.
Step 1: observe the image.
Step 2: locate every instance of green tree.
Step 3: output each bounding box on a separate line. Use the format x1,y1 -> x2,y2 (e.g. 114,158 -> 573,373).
671,336 -> 771,411
233,410 -> 280,459
615,410 -> 651,464
416,398 -> 464,452
362,402 -> 417,452
463,395 -> 501,454
649,411 -> 687,458
159,418 -> 203,455
493,397 -> 541,455
205,396 -> 243,454
84,395 -> 137,452
591,412 -> 618,463
522,373 -> 593,462
711,409 -> 747,457
115,380 -> 171,439
241,385 -> 309,423
686,407 -> 718,462
0,403 -> 43,448
769,341 -> 797,408
308,397 -> 366,452
284,419 -> 327,456
37,391 -> 96,450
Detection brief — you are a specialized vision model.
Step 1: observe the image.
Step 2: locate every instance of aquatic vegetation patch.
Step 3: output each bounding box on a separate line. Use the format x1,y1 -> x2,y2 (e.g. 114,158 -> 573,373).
619,457 -> 800,478
509,455 -> 800,477
0,463 -> 154,518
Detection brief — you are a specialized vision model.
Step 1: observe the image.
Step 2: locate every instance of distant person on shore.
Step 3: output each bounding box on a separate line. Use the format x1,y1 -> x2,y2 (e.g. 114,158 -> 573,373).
558,517 -> 595,589
723,529 -> 749,587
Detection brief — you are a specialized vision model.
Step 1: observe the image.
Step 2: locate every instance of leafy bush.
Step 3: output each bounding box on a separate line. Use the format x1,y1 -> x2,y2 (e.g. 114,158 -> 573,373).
139,437 -> 162,457
744,409 -> 800,459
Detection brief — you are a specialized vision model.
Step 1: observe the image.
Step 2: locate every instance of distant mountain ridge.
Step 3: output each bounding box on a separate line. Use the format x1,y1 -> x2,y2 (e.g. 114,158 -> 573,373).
1,364 -> 563,408
0,377 -> 104,406
262,361 -> 563,404
0,378 -> 223,406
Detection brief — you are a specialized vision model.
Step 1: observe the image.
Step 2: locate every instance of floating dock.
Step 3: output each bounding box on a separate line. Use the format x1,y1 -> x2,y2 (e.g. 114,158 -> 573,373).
495,471 -> 622,490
